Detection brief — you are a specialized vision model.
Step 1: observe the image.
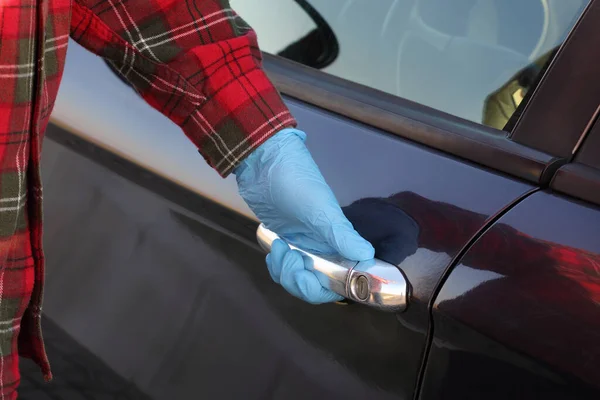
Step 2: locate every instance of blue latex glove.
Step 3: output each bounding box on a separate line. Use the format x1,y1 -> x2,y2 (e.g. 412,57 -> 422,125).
234,128 -> 375,304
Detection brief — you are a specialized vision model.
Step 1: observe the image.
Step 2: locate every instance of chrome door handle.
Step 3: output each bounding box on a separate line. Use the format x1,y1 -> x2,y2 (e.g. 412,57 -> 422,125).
256,224 -> 409,312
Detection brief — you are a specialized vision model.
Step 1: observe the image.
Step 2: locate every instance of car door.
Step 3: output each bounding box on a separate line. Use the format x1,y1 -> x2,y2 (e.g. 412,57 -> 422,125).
420,111 -> 600,399
19,1 -> 591,399
420,191 -> 600,400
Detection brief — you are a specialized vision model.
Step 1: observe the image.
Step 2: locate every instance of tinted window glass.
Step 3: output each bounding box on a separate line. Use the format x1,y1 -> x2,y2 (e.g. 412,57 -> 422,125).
232,0 -> 588,131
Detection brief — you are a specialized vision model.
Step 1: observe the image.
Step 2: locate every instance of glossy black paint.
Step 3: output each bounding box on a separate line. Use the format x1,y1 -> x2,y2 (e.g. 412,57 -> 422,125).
421,191 -> 600,399
36,88 -> 533,398
20,318 -> 150,399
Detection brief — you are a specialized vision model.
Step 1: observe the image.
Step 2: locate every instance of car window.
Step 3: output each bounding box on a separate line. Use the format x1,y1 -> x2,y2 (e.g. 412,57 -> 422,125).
231,0 -> 589,131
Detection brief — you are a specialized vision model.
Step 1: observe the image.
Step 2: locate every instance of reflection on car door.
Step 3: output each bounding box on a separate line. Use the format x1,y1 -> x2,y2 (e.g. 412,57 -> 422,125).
421,191 -> 600,399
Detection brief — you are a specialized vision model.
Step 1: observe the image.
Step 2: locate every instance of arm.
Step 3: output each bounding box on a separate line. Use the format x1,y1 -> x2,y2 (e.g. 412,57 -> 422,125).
70,0 -> 374,304
70,0 -> 295,177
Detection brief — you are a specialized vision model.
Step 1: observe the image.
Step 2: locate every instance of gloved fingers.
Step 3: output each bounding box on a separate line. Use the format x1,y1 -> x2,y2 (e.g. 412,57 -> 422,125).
279,249 -> 343,304
279,249 -> 306,296
327,222 -> 375,262
292,269 -> 344,304
275,210 -> 374,261
280,233 -> 337,256
266,239 -> 289,284
266,254 -> 278,283
302,200 -> 375,262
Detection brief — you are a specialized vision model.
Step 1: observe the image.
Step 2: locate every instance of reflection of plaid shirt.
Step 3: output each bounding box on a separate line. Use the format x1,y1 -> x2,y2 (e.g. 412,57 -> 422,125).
392,192 -> 600,388
0,0 -> 294,395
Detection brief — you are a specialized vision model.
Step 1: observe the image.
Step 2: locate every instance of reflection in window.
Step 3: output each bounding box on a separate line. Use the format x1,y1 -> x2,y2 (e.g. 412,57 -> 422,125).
233,0 -> 588,131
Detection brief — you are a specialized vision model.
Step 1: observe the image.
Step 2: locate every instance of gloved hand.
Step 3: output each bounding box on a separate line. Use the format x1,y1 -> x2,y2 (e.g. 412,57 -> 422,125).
234,128 -> 375,304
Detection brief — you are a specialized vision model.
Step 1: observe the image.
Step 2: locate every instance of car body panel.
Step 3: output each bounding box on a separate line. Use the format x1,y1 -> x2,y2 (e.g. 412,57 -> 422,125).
34,41 -> 535,398
420,191 -> 600,399
20,318 -> 152,399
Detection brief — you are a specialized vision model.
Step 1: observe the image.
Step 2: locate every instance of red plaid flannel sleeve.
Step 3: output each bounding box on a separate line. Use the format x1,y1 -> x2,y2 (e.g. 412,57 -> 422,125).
70,0 -> 297,177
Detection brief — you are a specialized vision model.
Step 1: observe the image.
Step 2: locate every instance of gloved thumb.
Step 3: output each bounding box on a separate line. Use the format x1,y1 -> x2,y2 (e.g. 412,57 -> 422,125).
327,223 -> 375,262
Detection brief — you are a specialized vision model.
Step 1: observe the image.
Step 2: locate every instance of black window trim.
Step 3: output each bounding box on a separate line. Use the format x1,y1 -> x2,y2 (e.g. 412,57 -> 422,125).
263,55 -> 555,185
554,106 -> 600,207
576,110 -> 600,169
261,0 -> 598,185
551,163 -> 600,207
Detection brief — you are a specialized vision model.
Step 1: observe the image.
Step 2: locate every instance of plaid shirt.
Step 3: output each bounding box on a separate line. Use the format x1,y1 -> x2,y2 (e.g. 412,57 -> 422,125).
0,0 -> 295,396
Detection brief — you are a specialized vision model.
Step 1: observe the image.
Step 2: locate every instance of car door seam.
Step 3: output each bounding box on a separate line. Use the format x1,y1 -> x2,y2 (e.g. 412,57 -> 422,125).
412,186 -> 542,400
